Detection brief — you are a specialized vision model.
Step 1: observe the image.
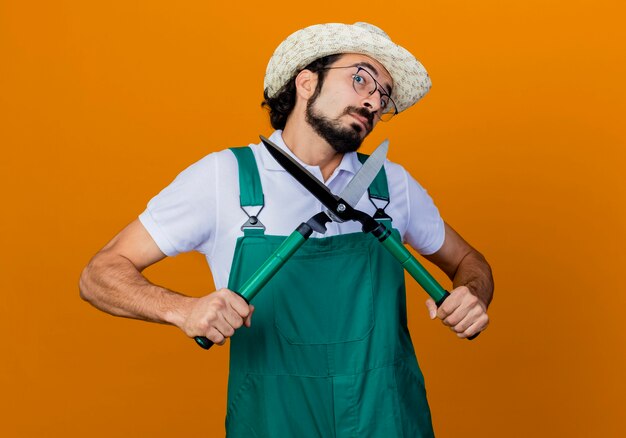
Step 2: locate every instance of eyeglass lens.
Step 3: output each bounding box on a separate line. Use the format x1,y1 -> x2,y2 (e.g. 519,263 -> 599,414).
351,68 -> 397,121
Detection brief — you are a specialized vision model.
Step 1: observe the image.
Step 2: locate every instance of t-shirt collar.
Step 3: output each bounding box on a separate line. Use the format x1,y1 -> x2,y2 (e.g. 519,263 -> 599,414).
258,130 -> 359,177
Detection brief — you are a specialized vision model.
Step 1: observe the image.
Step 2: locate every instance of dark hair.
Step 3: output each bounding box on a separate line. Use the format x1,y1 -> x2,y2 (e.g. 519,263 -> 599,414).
262,54 -> 343,130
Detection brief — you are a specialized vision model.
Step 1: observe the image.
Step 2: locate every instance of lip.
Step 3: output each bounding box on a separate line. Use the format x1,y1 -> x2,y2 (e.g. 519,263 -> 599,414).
349,113 -> 370,131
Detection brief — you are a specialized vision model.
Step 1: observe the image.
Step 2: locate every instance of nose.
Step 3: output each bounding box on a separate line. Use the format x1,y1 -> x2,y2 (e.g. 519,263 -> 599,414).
361,95 -> 382,121
362,93 -> 379,111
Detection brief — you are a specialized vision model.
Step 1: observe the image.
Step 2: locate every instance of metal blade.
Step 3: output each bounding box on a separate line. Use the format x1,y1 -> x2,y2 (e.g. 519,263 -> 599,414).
261,136 -> 342,212
338,139 -> 388,208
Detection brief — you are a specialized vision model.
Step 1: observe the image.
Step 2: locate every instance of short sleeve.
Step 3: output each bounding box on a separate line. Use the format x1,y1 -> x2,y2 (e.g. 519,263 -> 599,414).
402,169 -> 445,255
138,153 -> 218,257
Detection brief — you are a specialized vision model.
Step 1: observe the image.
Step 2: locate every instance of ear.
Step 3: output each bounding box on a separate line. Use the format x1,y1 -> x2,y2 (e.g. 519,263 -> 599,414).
294,69 -> 318,100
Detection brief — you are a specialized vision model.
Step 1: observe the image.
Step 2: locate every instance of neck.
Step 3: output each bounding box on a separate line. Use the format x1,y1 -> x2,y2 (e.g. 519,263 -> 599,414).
281,114 -> 343,182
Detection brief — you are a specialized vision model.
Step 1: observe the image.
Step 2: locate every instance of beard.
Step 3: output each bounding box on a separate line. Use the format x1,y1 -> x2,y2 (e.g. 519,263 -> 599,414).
305,97 -> 374,154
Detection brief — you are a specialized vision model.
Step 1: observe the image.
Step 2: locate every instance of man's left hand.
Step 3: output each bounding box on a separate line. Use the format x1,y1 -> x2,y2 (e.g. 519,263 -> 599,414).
425,286 -> 489,339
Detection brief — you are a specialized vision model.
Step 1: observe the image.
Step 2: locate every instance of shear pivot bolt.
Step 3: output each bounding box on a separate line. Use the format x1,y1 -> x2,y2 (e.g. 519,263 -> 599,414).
337,204 -> 346,212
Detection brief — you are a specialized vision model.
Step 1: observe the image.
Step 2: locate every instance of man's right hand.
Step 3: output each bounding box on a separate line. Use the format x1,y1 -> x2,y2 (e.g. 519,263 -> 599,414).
80,220 -> 254,347
181,289 -> 255,346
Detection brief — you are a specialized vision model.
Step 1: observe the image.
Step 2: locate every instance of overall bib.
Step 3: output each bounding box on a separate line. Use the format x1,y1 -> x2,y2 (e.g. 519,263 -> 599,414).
225,147 -> 434,438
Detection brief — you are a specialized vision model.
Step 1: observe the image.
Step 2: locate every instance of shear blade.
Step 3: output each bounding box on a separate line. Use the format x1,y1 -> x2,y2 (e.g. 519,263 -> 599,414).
261,136 -> 389,221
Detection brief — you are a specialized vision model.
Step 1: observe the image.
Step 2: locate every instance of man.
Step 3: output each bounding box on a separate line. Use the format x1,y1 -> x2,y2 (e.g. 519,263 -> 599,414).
80,22 -> 493,437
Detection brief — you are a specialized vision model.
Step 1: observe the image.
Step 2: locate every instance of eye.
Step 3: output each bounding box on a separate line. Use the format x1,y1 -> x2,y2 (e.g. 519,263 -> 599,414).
353,74 -> 366,87
380,95 -> 389,109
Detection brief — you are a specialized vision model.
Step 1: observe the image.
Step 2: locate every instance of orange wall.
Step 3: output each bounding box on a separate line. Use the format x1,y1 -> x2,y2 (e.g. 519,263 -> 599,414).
1,1 -> 625,436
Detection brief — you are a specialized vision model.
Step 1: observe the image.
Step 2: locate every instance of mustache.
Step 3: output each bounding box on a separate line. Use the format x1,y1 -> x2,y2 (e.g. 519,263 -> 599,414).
343,107 -> 375,129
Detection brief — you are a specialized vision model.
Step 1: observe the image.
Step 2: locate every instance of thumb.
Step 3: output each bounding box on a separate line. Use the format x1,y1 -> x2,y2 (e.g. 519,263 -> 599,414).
425,298 -> 437,319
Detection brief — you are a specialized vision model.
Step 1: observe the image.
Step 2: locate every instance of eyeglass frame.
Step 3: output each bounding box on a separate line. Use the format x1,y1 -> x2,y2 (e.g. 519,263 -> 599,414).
319,64 -> 398,122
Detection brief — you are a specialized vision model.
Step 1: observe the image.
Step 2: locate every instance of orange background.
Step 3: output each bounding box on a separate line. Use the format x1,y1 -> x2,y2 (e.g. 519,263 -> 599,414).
1,1 -> 625,436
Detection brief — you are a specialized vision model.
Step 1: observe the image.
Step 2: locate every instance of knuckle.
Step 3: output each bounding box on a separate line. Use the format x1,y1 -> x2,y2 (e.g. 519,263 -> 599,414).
231,294 -> 248,309
204,309 -> 219,324
210,333 -> 225,345
481,315 -> 490,329
445,316 -> 459,327
240,306 -> 251,318
215,289 -> 229,300
440,303 -> 451,313
455,286 -> 469,297
197,320 -> 211,334
210,299 -> 226,312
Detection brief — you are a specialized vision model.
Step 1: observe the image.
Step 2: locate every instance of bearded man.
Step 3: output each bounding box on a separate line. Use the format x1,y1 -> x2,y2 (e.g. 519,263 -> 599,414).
80,22 -> 493,437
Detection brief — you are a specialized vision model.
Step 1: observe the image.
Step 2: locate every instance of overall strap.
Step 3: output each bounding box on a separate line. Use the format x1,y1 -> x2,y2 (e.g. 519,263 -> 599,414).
357,153 -> 392,221
229,147 -> 265,235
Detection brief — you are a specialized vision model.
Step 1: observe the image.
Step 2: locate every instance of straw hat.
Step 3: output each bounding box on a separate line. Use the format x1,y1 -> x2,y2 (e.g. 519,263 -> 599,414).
264,22 -> 431,113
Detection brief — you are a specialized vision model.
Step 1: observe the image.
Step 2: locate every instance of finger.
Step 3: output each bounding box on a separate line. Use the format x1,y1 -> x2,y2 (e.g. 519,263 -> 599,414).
223,304 -> 245,331
226,290 -> 251,318
244,305 -> 255,328
443,304 -> 472,328
456,318 -> 486,339
214,313 -> 237,339
220,294 -> 253,334
436,292 -> 463,320
439,286 -> 480,325
205,327 -> 226,346
425,298 -> 437,319
450,305 -> 484,333
221,295 -> 249,330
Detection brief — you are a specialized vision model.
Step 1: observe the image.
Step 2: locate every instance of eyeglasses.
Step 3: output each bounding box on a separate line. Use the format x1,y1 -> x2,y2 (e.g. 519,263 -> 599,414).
321,65 -> 398,122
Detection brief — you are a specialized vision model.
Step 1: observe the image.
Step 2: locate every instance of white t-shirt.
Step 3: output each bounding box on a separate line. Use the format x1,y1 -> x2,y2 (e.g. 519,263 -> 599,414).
139,130 -> 445,289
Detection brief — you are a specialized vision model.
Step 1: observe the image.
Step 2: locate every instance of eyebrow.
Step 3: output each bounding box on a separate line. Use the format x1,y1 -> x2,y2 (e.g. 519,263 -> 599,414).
351,62 -> 393,95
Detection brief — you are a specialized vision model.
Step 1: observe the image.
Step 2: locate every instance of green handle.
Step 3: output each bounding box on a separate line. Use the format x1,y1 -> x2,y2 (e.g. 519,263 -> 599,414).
237,229 -> 307,301
378,232 -> 448,303
194,225 -> 310,349
373,224 -> 480,340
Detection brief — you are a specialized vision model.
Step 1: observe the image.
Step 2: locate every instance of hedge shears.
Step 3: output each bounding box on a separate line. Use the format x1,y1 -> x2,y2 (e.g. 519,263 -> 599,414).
261,136 -> 479,341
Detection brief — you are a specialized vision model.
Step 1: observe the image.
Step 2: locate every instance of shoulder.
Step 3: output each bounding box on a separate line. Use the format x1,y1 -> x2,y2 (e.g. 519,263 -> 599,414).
144,147 -> 245,208
383,159 -> 430,195
139,146 -> 247,256
186,148 -> 238,174
381,157 -> 444,253
166,148 -> 241,188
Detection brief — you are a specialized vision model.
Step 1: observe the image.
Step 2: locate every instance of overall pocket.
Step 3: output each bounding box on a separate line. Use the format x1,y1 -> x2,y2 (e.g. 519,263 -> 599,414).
273,246 -> 374,345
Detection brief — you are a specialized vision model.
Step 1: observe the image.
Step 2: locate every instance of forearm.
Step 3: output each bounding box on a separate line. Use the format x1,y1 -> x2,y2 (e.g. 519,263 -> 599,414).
79,252 -> 191,328
451,250 -> 494,308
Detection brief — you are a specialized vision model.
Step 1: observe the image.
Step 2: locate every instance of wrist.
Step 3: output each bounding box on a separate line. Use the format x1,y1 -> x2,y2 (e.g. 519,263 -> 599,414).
162,293 -> 195,329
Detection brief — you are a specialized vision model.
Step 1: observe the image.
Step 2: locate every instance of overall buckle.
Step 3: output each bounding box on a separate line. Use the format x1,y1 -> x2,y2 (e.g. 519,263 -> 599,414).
240,204 -> 265,231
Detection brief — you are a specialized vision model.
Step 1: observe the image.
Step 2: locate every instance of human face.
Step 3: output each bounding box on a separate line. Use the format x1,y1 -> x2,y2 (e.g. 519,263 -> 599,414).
305,54 -> 394,153
321,66 -> 398,121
